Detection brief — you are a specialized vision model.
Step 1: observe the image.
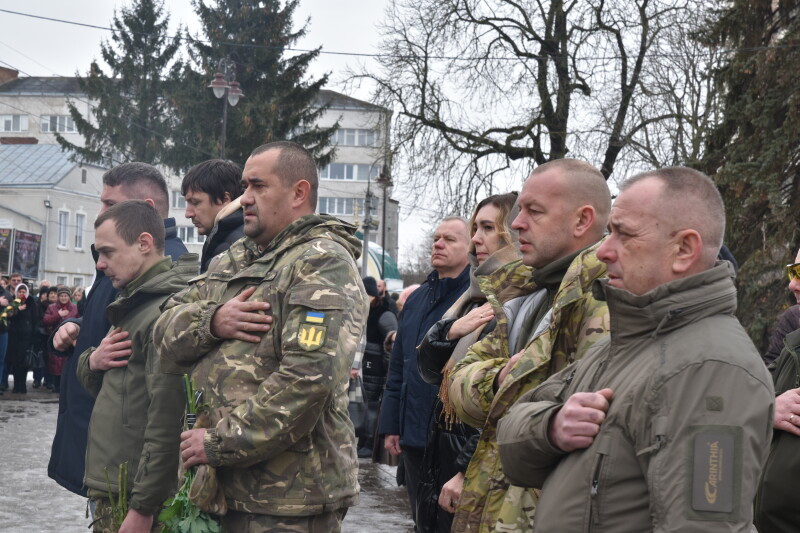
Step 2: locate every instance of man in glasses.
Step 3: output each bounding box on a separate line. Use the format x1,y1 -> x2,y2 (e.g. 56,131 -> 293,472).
496,167 -> 773,532
754,252 -> 800,532
763,259 -> 800,365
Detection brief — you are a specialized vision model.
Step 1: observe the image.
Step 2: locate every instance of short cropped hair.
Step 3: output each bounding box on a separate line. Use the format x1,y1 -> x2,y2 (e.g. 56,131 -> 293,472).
103,162 -> 170,217
249,141 -> 319,209
181,159 -> 244,204
94,200 -> 165,252
621,167 -> 725,263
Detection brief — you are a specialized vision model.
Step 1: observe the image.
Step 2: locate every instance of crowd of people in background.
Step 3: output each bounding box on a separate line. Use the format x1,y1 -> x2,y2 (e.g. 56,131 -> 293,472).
0,276 -> 85,395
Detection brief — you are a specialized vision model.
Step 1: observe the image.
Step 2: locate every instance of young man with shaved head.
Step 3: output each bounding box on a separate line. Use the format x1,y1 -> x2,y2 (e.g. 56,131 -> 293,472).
447,159 -> 612,532
497,167 -> 773,532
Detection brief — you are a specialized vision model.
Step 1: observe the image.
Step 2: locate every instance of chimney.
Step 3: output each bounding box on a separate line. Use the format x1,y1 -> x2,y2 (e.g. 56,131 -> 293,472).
0,67 -> 19,85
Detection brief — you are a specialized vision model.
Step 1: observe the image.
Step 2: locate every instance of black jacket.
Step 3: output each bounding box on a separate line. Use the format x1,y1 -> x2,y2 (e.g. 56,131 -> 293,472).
200,210 -> 244,273
47,222 -> 188,496
755,327 -> 800,533
362,300 -> 398,401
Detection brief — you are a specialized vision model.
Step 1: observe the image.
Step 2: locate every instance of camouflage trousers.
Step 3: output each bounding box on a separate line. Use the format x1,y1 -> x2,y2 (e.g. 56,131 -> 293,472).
220,508 -> 348,533
90,499 -> 161,533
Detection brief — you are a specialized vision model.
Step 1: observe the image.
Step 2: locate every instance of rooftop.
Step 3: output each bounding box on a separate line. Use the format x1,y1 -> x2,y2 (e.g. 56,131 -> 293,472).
0,144 -> 76,186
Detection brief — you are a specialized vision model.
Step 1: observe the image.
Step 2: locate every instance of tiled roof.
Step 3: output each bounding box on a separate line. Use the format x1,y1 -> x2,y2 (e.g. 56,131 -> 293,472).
0,76 -> 83,96
0,144 -> 76,186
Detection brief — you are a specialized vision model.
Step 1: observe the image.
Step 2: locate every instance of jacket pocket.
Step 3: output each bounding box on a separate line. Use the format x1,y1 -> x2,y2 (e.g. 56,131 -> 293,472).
587,433 -> 612,532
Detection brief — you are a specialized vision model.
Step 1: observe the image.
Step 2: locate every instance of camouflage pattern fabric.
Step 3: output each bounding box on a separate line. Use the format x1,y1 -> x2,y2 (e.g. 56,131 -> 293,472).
448,241 -> 610,533
91,499 -> 162,533
220,508 -> 347,533
153,214 -> 368,517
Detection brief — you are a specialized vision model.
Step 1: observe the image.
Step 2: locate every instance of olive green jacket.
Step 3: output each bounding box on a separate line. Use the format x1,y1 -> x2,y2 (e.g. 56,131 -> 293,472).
153,215 -> 368,516
448,242 -> 609,532
498,262 -> 774,532
79,254 -> 199,515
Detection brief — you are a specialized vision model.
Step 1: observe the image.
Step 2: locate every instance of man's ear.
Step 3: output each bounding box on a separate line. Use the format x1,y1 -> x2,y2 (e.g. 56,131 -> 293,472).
143,198 -> 156,209
573,205 -> 597,239
137,232 -> 155,254
672,229 -> 703,274
291,180 -> 312,209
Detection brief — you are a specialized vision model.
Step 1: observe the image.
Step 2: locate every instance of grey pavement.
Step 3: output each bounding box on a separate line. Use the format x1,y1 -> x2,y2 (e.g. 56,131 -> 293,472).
0,376 -> 414,532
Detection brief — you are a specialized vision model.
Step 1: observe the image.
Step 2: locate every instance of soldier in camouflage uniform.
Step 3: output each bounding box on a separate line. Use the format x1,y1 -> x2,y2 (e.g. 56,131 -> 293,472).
447,160 -> 612,533
153,141 -> 369,533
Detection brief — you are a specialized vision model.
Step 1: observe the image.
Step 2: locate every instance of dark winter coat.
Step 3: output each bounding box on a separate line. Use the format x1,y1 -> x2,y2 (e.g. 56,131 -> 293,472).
378,266 -> 470,449
200,209 -> 244,273
363,299 -> 398,401
7,294 -> 36,366
47,222 -> 188,496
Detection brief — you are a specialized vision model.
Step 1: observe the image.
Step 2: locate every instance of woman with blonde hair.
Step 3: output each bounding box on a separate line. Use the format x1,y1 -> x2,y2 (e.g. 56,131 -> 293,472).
415,191 -> 519,533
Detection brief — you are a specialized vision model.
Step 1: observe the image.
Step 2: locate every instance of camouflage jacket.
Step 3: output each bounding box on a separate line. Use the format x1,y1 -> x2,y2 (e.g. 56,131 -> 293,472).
79,255 -> 198,515
448,242 -> 610,532
153,215 -> 369,516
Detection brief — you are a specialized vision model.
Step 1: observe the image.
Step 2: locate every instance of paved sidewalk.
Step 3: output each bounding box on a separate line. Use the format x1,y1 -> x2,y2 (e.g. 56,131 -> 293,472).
0,379 -> 414,532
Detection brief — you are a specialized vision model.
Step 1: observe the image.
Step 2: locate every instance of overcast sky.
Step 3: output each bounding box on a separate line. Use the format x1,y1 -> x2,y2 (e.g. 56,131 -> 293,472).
0,1 -> 437,265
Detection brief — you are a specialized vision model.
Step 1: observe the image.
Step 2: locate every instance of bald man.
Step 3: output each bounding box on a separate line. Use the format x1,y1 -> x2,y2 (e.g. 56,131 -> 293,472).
447,159 -> 612,532
497,167 -> 773,532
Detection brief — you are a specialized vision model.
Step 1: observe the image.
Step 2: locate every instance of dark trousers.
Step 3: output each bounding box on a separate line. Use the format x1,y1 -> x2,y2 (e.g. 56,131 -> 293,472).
12,365 -> 28,393
401,445 -> 425,531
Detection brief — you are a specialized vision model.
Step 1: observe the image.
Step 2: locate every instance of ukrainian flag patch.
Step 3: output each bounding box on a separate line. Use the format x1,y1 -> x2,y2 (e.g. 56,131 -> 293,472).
305,311 -> 325,324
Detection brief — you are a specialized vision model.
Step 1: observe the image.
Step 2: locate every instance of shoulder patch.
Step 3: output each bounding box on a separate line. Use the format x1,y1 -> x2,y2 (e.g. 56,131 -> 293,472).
298,323 -> 327,351
305,311 -> 325,324
687,425 -> 742,521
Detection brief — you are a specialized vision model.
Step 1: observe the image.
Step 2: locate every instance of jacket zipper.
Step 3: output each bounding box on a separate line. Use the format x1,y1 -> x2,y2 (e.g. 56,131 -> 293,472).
588,452 -> 606,532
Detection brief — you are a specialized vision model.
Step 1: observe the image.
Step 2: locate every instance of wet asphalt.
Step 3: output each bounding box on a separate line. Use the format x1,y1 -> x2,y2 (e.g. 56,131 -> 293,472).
0,377 -> 414,532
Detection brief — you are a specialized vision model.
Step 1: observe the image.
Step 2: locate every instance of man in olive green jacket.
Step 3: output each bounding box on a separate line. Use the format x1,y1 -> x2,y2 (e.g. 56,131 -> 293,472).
153,141 -> 368,533
78,200 -> 198,533
448,159 -> 612,532
498,168 -> 774,532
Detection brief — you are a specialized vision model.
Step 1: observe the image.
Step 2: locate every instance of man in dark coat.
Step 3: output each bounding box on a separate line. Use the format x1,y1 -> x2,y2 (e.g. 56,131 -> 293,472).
181,159 -> 244,273
379,217 -> 470,530
47,162 -> 189,499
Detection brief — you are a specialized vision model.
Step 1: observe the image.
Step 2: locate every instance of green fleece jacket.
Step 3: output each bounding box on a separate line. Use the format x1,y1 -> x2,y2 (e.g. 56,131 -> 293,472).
79,254 -> 198,515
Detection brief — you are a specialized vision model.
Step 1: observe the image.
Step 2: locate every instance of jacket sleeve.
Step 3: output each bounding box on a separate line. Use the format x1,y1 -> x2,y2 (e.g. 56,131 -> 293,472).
49,317 -> 83,355
496,366 -> 575,488
455,430 -> 481,473
639,361 -> 774,532
202,253 -> 368,467
129,330 -> 184,515
447,331 -> 508,428
417,318 -> 458,386
76,346 -> 104,398
153,277 -> 223,366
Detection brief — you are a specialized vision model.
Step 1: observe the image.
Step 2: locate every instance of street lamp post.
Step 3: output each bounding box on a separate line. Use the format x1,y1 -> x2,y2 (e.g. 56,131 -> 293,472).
208,56 -> 244,159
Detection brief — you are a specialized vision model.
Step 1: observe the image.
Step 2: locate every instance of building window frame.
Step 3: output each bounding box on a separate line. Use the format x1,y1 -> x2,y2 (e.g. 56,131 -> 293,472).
0,114 -> 29,132
74,212 -> 86,250
41,114 -> 77,133
57,210 -> 69,248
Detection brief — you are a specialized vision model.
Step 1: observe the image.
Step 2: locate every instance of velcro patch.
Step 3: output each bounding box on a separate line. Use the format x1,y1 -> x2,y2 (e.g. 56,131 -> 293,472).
298,323 -> 327,351
689,426 -> 741,517
305,311 -> 325,324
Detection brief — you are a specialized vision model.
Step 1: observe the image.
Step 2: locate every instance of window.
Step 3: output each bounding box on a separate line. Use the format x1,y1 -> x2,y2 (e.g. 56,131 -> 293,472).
73,276 -> 85,288
56,275 -> 68,286
318,197 -> 377,216
0,114 -> 28,132
74,213 -> 85,249
58,210 -> 69,247
41,115 -> 76,133
319,163 -> 380,181
172,191 -> 186,209
333,128 -> 380,147
81,169 -> 87,184
178,226 -> 205,244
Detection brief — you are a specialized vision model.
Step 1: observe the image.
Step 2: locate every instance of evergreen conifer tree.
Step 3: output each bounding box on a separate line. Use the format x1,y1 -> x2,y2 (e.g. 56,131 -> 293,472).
700,0 -> 800,349
56,0 -> 183,166
166,0 -> 337,170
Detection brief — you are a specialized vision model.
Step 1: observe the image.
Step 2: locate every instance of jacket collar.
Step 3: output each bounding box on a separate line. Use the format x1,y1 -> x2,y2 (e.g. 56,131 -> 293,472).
595,260 -> 738,342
